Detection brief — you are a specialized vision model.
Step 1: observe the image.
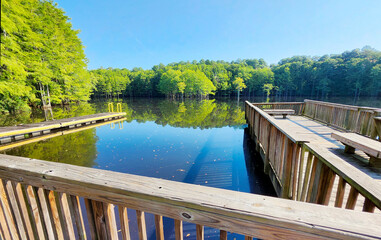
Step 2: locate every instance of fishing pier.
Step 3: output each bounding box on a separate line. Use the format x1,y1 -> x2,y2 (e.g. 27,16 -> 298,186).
0,100 -> 381,239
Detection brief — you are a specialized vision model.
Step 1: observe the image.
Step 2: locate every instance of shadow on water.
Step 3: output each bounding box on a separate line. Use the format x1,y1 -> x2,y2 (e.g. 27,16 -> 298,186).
243,128 -> 277,196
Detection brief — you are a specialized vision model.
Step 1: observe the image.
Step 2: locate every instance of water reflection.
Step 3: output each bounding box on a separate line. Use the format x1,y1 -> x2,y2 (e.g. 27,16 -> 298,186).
1,99 -> 275,240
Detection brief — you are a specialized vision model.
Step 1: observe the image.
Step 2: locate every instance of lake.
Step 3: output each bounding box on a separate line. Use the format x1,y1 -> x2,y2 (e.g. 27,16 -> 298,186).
1,96 -> 380,239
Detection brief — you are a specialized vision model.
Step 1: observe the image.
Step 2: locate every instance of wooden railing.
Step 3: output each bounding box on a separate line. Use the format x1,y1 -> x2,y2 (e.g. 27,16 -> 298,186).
245,101 -> 381,213
303,99 -> 381,138
250,102 -> 305,115
245,102 -> 307,198
1,154 -> 381,240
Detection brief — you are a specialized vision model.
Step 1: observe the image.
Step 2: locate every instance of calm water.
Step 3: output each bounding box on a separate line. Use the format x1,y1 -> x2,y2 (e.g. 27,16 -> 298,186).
1,98 -> 279,240
1,96 -> 380,239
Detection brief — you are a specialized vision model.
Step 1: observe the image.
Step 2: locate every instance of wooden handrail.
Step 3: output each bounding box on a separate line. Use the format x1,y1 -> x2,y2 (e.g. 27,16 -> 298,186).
246,101 -> 307,143
304,99 -> 381,112
0,154 -> 380,239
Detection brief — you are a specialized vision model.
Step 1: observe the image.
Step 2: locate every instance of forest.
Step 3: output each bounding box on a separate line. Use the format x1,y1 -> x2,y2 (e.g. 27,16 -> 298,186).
1,0 -> 381,113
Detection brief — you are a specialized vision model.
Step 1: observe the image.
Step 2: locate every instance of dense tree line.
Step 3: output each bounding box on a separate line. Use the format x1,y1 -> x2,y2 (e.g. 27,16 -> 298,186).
1,0 -> 93,113
91,47 -> 381,101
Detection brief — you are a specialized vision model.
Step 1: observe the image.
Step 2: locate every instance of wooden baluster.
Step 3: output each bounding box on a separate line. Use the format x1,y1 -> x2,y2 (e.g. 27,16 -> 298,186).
84,199 -> 97,240
362,198 -> 376,213
296,147 -> 305,201
306,156 -> 318,202
196,224 -> 204,240
37,188 -> 56,239
119,207 -> 131,240
245,236 -> 253,240
0,180 -> 19,240
71,195 -> 87,240
154,215 -> 164,240
0,193 -> 12,240
136,210 -> 147,240
58,193 -> 76,239
315,166 -> 336,205
345,187 -> 359,210
26,185 -> 45,240
281,140 -> 294,199
174,219 -> 183,240
291,145 -> 301,200
103,203 -> 118,240
13,183 -> 35,240
300,151 -> 313,202
220,230 -> 227,240
334,177 -> 346,208
91,200 -> 108,239
47,191 -> 65,240
4,181 -> 27,239
308,159 -> 323,203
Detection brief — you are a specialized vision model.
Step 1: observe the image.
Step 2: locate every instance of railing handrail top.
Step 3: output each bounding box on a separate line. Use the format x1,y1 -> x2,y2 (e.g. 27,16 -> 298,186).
304,99 -> 381,112
1,154 -> 381,239
304,143 -> 381,209
250,102 -> 305,105
246,101 -> 308,143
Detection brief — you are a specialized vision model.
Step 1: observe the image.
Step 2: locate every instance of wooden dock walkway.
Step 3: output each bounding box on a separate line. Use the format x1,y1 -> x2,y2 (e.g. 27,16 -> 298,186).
0,112 -> 125,144
245,100 -> 381,217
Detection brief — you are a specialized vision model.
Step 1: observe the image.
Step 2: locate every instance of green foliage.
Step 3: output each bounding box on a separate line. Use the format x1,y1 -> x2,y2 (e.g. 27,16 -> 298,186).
1,0 -> 93,113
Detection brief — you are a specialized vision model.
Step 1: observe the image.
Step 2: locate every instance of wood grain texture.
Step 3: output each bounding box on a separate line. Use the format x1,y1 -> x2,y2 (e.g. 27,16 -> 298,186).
136,210 -> 147,240
0,155 -> 381,239
174,219 -> 183,240
154,215 -> 164,240
119,206 -> 131,240
196,224 -> 204,240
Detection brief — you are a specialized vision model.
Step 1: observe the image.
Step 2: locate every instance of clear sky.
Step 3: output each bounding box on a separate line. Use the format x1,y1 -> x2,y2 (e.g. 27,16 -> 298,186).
56,0 -> 381,70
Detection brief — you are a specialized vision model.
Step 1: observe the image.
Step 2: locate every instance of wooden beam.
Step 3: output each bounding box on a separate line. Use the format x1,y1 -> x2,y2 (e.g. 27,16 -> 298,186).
0,155 -> 380,239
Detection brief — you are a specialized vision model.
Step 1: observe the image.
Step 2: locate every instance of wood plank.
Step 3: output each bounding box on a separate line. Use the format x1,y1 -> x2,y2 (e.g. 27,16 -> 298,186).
70,195 -> 87,240
1,155 -> 381,239
0,180 -> 20,240
345,187 -> 359,210
92,200 -> 108,240
103,203 -> 118,240
47,191 -> 64,240
119,207 -> 131,240
196,224 -> 204,240
37,188 -> 56,239
334,177 -> 346,208
4,181 -> 27,239
174,219 -> 183,240
0,189 -> 12,240
220,230 -> 227,240
84,199 -> 97,240
26,185 -> 45,240
136,210 -> 147,240
14,183 -> 36,240
154,215 -> 164,240
58,193 -> 76,239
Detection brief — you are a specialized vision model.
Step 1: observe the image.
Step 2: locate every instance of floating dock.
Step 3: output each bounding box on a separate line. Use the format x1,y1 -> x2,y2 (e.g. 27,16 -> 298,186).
0,112 -> 125,144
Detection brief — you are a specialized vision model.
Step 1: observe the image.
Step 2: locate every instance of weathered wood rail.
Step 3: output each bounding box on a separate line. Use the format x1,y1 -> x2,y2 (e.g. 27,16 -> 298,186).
0,154 -> 381,240
303,100 -> 381,139
245,101 -> 381,213
0,113 -> 126,144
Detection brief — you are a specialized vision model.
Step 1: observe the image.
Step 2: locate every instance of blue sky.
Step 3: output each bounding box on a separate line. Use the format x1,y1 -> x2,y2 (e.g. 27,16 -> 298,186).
56,0 -> 381,70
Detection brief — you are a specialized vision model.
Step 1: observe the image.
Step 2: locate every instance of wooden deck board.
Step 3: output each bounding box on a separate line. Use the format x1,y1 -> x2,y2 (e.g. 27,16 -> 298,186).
0,112 -> 126,139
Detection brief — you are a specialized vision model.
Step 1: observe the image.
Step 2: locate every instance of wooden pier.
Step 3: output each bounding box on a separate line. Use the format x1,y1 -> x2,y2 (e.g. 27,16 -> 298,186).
245,100 -> 381,212
0,112 -> 126,144
0,100 -> 381,239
